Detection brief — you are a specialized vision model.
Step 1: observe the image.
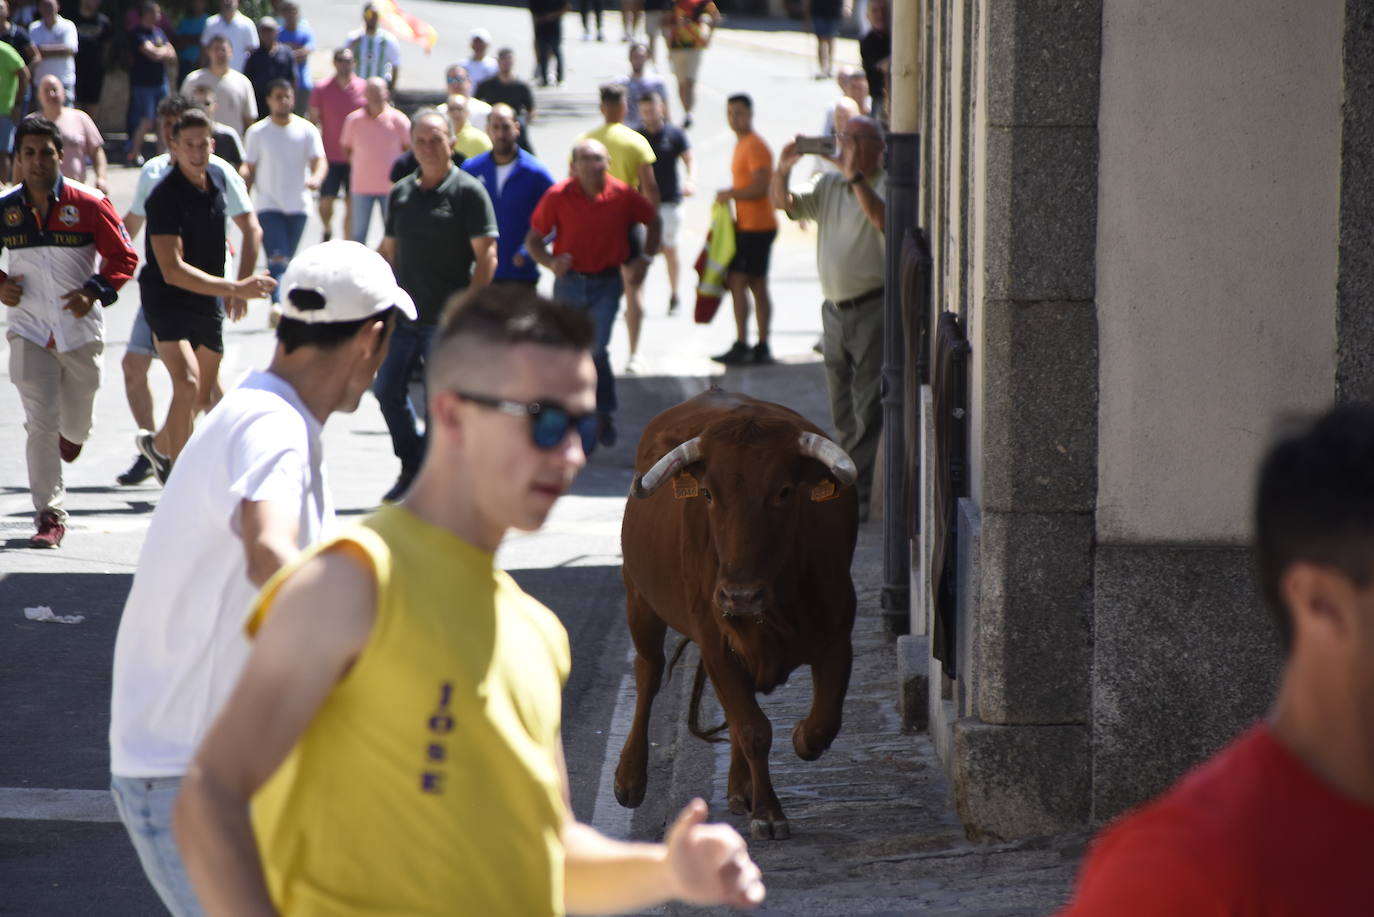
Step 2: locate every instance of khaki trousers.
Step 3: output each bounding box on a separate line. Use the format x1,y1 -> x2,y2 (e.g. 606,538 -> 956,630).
7,332 -> 103,521
821,298 -> 884,506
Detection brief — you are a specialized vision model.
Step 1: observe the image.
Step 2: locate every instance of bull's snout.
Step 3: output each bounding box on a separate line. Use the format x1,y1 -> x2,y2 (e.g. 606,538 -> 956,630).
716,584 -> 769,618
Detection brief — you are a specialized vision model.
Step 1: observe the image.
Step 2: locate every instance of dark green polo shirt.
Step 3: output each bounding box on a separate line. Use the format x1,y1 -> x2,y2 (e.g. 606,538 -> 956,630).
385,165 -> 498,325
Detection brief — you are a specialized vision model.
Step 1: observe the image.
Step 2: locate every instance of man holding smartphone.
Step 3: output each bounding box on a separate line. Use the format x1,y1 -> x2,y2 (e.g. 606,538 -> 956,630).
770,115 -> 886,518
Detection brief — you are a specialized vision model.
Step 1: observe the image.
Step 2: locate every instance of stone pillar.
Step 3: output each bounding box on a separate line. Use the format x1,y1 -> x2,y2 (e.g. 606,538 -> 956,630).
947,0 -> 1102,840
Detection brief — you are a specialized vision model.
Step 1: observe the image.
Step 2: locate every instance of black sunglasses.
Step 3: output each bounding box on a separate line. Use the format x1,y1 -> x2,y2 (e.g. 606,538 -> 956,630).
454,391 -> 600,453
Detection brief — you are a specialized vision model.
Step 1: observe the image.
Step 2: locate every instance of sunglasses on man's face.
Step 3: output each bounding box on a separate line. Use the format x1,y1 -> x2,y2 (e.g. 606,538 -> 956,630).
454,392 -> 600,454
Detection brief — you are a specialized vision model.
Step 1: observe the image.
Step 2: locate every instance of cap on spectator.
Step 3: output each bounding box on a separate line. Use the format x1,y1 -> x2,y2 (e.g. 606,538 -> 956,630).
280,241 -> 417,324
470,27 -> 492,43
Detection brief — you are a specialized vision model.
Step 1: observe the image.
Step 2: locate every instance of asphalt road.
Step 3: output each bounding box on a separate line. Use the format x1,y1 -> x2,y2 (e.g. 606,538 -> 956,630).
0,3 -> 857,913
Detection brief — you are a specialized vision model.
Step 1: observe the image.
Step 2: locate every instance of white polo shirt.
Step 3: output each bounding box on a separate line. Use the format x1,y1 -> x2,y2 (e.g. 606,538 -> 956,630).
110,370 -> 334,778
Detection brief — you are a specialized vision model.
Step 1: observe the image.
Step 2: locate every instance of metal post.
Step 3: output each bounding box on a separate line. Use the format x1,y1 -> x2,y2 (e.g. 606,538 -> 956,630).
881,131 -> 919,635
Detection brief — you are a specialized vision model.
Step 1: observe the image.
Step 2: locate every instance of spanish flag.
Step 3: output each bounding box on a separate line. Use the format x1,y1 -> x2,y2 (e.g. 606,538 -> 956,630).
377,0 -> 438,52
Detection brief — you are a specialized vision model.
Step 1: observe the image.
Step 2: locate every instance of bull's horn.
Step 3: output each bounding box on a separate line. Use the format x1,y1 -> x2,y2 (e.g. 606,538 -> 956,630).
632,437 -> 704,498
798,432 -> 858,486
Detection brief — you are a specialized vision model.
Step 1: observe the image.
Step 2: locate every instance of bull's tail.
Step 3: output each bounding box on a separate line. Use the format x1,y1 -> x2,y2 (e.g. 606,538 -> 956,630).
687,659 -> 730,743
663,635 -> 693,687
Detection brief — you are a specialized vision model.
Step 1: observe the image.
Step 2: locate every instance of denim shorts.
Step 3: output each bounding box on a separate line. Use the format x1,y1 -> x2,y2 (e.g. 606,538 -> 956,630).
110,775 -> 207,917
126,306 -> 159,358
129,82 -> 169,125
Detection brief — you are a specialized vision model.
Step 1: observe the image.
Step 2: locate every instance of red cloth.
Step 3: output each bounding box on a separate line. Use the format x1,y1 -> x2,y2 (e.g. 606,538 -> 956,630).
529,175 -> 656,274
1060,723 -> 1374,916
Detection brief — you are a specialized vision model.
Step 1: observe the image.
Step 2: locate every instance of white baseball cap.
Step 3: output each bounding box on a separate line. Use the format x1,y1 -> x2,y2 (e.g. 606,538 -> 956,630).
280,241 -> 416,324
470,27 -> 492,43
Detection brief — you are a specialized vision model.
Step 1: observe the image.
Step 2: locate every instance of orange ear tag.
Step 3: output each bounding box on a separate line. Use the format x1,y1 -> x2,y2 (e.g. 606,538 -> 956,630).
673,474 -> 700,499
810,480 -> 839,502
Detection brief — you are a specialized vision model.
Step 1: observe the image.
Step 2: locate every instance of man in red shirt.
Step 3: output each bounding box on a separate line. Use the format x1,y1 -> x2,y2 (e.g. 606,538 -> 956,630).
308,47 -> 365,242
1060,404 -> 1374,916
526,138 -> 659,449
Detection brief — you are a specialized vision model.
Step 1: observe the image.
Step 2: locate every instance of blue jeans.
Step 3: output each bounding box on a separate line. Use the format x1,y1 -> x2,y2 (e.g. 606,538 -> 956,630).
554,270 -> 623,416
351,192 -> 389,244
258,210 -> 309,303
371,319 -> 436,472
110,775 -> 206,917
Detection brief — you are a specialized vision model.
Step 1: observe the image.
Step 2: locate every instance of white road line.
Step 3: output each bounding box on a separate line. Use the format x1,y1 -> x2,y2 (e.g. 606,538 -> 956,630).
590,647 -> 638,840
0,787 -> 119,823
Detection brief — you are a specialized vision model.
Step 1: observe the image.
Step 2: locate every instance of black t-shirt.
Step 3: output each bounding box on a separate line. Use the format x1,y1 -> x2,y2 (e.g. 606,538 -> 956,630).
0,23 -> 33,61
638,123 -> 689,204
127,25 -> 169,87
72,10 -> 110,71
810,0 -> 843,17
384,165 -> 497,325
212,126 -> 243,168
141,162 -> 230,316
244,44 -> 297,118
475,76 -> 535,117
859,28 -> 890,108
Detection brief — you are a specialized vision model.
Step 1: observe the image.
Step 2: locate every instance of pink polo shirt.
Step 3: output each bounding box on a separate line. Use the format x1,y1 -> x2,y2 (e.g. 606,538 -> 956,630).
311,74 -> 367,163
339,105 -> 410,196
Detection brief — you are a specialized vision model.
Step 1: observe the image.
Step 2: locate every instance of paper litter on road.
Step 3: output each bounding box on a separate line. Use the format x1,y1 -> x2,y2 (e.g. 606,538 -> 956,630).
23,606 -> 84,624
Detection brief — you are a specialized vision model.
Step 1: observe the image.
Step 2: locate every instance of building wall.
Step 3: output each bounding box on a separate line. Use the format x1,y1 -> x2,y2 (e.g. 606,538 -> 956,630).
917,0 -> 1352,837
1095,0 -> 1343,543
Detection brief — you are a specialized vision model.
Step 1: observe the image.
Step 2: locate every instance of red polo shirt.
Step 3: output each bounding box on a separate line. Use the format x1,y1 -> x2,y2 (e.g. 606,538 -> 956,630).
529,175 -> 656,274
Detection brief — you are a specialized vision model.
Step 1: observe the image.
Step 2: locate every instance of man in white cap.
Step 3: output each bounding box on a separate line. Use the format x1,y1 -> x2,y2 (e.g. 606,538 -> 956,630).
108,240 -> 414,917
463,27 -> 497,87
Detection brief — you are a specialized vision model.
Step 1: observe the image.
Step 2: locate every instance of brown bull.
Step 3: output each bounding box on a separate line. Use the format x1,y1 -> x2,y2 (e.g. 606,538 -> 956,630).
614,389 -> 859,839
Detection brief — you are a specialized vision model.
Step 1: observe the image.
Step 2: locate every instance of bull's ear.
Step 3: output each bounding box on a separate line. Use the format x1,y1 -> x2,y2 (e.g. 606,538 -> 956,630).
797,457 -> 846,502
672,471 -> 701,499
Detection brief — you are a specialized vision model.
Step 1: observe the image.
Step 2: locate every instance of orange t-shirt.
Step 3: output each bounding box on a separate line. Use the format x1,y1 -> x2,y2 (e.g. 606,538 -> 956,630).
731,131 -> 776,232
1059,724 -> 1374,916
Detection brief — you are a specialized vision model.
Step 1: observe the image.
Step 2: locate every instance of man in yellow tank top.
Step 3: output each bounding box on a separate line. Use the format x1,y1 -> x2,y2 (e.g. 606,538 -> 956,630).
173,288 -> 766,915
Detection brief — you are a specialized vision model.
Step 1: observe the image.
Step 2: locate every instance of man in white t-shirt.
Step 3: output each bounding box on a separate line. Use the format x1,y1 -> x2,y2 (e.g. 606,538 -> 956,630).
109,240 -> 415,917
463,27 -> 497,87
29,0 -> 76,100
345,0 -> 400,89
244,79 -> 325,323
199,0 -> 257,71
181,33 -> 256,135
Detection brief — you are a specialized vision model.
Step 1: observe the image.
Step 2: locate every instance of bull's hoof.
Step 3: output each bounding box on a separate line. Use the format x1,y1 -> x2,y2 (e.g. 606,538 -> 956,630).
792,720 -> 835,762
727,792 -> 751,816
613,777 -> 646,809
750,816 -> 791,840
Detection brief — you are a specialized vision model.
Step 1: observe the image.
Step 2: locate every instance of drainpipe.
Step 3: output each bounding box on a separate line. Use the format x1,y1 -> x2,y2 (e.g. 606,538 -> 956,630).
881,0 -> 921,634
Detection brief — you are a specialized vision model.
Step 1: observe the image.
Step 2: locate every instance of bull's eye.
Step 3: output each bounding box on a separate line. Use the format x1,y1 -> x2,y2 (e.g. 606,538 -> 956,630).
778,485 -> 793,502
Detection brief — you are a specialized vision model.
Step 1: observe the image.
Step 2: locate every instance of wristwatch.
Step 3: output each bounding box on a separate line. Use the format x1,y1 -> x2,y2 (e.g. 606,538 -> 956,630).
848,173 -> 866,185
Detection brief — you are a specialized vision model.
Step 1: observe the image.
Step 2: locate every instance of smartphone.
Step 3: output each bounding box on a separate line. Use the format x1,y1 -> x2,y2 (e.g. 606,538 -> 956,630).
796,135 -> 837,157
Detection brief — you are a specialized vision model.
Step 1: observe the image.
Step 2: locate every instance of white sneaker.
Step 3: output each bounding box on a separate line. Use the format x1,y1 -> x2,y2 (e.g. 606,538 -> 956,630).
625,354 -> 647,375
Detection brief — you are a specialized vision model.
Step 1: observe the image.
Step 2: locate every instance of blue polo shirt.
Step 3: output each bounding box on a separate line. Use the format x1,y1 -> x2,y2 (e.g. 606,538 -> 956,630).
462,149 -> 555,283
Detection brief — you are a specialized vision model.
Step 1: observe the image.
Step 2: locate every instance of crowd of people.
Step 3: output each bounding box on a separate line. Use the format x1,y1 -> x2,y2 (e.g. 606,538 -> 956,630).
1,0 -> 895,523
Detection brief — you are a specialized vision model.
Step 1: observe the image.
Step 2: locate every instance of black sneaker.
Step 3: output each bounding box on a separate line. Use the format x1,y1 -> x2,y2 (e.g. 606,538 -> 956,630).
117,453 -> 153,486
712,341 -> 752,365
668,296 -> 680,316
135,431 -> 173,485
382,467 -> 416,504
753,342 -> 776,365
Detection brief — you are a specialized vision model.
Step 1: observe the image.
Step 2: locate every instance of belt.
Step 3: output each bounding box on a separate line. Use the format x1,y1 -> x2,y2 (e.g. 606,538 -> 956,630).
833,287 -> 884,310
570,267 -> 620,278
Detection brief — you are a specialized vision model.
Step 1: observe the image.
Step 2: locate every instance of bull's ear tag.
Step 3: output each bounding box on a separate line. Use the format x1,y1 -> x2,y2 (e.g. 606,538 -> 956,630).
811,480 -> 838,502
673,474 -> 700,499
